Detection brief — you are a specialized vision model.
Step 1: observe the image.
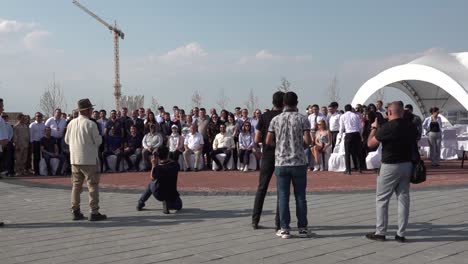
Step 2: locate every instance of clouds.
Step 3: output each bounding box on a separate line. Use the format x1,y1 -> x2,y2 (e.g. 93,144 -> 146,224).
0,18 -> 34,34
0,18 -> 53,53
255,49 -> 274,60
23,30 -> 52,50
0,22 -> 446,115
160,42 -> 207,63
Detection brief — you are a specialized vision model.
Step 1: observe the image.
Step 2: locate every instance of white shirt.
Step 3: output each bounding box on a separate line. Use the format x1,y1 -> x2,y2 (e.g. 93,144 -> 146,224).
239,132 -> 254,149
422,116 -> 443,133
184,132 -> 204,150
156,115 -> 164,124
168,133 -> 183,152
6,123 -> 13,140
308,112 -> 326,132
212,133 -> 234,150
142,133 -> 163,150
378,108 -> 387,118
29,121 -> 46,142
327,112 -> 341,132
0,116 -> 8,141
339,111 -> 362,134
45,117 -> 67,138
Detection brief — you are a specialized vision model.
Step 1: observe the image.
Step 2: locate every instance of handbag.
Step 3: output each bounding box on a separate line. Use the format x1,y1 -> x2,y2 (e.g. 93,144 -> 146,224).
411,159 -> 426,184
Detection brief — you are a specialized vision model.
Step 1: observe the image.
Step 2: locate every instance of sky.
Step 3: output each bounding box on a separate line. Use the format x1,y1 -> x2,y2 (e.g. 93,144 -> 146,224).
1,0 -> 468,114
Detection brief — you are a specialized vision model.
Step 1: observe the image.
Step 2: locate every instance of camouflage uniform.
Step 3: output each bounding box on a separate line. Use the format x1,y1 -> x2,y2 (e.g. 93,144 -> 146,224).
14,123 -> 29,175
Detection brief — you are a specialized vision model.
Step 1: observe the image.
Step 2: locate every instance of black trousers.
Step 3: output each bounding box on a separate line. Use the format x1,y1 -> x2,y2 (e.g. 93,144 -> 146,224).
252,153 -> 280,228
344,132 -> 362,172
32,141 -> 41,175
169,150 -> 182,163
2,142 -> 14,174
123,149 -> 141,170
98,138 -> 105,172
202,137 -> 212,167
211,148 -> 232,168
330,131 -> 339,153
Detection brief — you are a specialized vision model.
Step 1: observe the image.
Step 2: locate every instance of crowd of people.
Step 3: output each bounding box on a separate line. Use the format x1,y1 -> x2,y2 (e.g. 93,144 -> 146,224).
0,93 -> 442,242
0,95 -> 441,178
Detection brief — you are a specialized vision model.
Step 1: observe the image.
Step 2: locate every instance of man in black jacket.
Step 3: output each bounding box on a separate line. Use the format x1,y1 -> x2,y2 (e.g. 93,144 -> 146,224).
251,91 -> 284,230
137,145 -> 182,214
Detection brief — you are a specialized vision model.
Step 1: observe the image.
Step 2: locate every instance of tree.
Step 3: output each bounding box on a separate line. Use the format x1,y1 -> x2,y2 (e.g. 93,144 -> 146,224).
150,96 -> 160,113
245,88 -> 259,114
277,77 -> 291,92
216,88 -> 230,110
40,75 -> 66,117
191,90 -> 202,108
327,75 -> 341,103
120,95 -> 144,111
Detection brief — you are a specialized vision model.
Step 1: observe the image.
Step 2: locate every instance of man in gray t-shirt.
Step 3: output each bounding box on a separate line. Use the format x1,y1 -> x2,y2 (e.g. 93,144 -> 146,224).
266,91 -> 311,239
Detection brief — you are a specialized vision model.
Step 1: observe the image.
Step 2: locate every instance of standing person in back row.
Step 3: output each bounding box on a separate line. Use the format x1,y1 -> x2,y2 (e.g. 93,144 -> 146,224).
339,104 -> 363,174
266,91 -> 312,239
251,91 -> 284,230
45,108 -> 67,153
365,101 -> 418,243
422,107 -> 442,167
0,98 -> 9,226
64,98 -> 107,221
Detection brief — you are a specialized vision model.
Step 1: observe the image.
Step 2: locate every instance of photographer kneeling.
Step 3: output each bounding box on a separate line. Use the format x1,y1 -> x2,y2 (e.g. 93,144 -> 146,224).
137,145 -> 182,214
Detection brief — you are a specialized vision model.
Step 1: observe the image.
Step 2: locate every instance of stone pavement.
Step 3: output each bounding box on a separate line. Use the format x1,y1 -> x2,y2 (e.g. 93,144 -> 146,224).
0,181 -> 467,264
11,160 -> 468,194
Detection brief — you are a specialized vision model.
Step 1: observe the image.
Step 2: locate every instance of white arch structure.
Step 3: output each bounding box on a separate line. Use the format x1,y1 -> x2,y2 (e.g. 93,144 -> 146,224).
352,52 -> 468,117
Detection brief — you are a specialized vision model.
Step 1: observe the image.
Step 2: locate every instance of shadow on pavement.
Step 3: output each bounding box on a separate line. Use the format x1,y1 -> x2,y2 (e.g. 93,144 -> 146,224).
2,208 -> 254,229
306,222 -> 468,242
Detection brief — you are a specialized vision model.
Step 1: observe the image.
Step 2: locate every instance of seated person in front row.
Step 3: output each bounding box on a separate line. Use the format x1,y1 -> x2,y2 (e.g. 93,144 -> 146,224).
142,124 -> 164,171
211,124 -> 234,171
123,125 -> 143,172
168,124 -> 184,163
103,126 -> 123,172
40,127 -> 65,175
183,124 -> 204,172
137,145 -> 182,214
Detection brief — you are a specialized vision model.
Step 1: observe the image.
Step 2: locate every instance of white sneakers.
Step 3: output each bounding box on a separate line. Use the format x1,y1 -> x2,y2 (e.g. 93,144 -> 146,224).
243,164 -> 248,172
313,165 -> 320,172
276,229 -> 291,239
276,228 -> 311,239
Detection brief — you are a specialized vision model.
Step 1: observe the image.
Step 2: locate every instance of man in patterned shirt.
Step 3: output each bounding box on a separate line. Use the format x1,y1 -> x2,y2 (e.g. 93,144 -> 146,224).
266,91 -> 312,239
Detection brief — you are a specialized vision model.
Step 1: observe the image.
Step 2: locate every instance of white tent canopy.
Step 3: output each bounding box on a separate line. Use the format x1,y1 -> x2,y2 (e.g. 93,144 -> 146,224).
352,52 -> 468,117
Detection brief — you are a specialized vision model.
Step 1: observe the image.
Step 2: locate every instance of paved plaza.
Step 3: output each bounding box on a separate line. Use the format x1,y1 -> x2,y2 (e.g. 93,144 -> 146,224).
1,178 -> 467,264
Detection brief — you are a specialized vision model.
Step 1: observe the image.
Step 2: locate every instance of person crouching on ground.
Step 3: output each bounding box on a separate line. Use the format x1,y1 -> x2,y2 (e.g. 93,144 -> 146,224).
137,145 -> 182,214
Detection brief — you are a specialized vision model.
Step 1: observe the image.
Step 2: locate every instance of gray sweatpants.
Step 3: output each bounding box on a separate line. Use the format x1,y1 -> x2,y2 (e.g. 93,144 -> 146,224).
428,132 -> 441,166
375,162 -> 412,237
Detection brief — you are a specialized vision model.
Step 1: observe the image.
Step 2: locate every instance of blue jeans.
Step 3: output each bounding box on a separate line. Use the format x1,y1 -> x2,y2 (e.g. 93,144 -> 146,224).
138,181 -> 182,210
275,165 -> 308,230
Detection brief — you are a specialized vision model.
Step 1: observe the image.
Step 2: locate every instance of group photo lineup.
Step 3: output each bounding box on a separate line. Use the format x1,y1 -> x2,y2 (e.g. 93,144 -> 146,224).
1,1 -> 467,264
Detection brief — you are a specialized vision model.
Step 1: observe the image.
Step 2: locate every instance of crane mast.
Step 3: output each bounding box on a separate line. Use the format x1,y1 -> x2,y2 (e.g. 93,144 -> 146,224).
72,0 -> 125,110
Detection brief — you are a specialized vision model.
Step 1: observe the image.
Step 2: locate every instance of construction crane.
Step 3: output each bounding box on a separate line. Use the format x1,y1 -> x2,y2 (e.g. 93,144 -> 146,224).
72,0 -> 125,110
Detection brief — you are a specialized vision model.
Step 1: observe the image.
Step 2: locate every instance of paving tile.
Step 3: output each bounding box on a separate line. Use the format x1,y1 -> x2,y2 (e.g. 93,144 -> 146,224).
1,181 -> 467,264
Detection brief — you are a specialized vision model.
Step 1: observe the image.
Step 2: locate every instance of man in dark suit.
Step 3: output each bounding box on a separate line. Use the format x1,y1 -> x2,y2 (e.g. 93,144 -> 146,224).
129,109 -> 145,137
160,112 -> 176,137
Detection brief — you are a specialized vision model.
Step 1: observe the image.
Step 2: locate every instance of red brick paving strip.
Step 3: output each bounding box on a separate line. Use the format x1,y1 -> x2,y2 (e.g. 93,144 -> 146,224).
12,160 -> 468,193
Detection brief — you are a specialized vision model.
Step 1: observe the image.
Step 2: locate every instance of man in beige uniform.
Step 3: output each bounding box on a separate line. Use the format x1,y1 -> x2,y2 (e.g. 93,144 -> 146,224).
14,114 -> 30,176
64,98 -> 107,221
